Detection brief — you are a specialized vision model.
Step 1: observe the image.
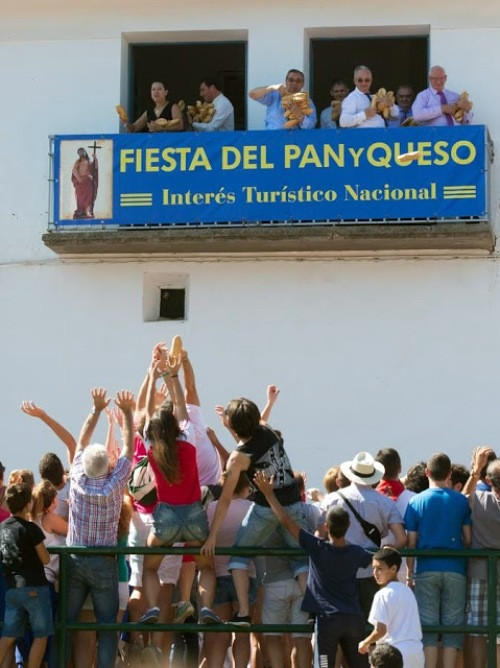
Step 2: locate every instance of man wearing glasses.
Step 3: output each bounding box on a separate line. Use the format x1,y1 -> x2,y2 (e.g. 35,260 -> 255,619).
412,65 -> 473,127
340,65 -> 397,129
249,69 -> 317,130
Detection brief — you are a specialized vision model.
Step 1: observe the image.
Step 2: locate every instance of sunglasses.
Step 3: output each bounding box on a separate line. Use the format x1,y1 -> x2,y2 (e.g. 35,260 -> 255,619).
357,78 -> 371,83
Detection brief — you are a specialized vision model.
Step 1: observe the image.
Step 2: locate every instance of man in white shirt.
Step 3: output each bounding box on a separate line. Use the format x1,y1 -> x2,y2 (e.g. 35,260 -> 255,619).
340,65 -> 397,129
192,78 -> 235,132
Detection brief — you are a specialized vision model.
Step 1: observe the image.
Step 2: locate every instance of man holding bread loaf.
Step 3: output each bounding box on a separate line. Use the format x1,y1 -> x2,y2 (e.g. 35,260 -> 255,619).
339,65 -> 398,128
340,65 -> 398,129
249,69 -> 317,130
412,65 -> 473,127
192,78 -> 235,132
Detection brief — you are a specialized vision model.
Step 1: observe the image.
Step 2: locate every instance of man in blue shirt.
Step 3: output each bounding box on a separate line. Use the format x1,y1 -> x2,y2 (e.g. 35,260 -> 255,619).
404,453 -> 471,668
249,69 -> 317,130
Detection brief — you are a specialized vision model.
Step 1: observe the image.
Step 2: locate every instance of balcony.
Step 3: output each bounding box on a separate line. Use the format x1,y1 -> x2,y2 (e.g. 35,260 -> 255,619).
43,126 -> 495,257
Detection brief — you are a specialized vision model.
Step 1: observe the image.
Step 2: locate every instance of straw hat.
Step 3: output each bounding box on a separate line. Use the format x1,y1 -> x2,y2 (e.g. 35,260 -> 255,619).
340,451 -> 385,485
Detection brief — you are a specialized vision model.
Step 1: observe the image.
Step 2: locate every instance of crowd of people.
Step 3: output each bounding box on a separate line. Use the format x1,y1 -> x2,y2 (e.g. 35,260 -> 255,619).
0,341 -> 498,668
121,64 -> 473,134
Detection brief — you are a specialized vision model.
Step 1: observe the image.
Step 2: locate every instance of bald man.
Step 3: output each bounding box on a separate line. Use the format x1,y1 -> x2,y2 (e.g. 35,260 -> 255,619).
412,65 -> 473,126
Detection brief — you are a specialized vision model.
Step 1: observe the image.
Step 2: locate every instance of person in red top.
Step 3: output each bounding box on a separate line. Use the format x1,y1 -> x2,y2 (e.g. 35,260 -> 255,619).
139,354 -> 217,664
375,449 -> 405,502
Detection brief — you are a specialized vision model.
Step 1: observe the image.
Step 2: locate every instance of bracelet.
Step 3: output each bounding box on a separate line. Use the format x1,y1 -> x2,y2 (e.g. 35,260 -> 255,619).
470,470 -> 481,478
171,375 -> 179,378
161,371 -> 171,379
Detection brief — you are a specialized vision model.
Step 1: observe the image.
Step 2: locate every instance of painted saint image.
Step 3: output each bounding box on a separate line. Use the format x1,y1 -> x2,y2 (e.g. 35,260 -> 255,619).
71,147 -> 99,219
57,139 -> 112,222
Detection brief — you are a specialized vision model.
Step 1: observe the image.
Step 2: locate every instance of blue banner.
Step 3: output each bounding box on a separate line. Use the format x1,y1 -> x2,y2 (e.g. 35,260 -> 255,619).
53,126 -> 487,225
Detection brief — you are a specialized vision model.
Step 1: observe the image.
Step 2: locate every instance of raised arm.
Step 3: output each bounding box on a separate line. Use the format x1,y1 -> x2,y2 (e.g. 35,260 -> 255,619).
215,404 -> 239,443
146,361 -> 162,422
261,384 -> 280,423
462,446 -> 494,500
104,408 -> 120,466
206,426 -> 230,469
21,401 -> 77,464
136,342 -> 167,416
201,450 -> 250,555
181,350 -> 200,406
76,388 -> 110,453
169,362 -> 189,422
114,390 -> 135,460
249,83 -> 285,101
253,471 -> 300,540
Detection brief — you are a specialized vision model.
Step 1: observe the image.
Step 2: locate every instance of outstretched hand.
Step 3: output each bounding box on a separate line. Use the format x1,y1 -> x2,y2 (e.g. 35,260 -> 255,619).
166,352 -> 182,376
306,487 -> 323,503
253,470 -> 275,496
215,405 -> 230,429
20,401 -> 45,419
471,445 -> 494,472
113,407 -> 124,429
91,387 -> 110,411
151,342 -> 167,364
115,390 -> 135,413
150,358 -> 167,379
266,385 -> 280,404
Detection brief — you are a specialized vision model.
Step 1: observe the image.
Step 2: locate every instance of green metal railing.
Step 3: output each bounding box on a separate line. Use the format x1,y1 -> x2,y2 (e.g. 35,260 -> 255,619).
5,545 -> 499,667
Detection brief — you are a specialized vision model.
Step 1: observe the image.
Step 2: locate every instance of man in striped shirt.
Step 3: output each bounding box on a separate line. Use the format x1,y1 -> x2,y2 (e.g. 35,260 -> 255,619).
66,387 -> 134,668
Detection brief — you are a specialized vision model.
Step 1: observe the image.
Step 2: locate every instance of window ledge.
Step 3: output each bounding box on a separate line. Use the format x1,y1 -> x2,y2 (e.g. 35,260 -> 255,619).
43,221 -> 495,259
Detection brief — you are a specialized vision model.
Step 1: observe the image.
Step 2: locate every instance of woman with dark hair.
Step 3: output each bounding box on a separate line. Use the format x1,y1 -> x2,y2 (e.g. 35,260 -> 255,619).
125,80 -> 184,133
139,354 -> 216,664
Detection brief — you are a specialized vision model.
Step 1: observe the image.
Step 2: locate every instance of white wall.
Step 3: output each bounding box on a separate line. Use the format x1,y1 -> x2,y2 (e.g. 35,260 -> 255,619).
1,0 -> 500,487
2,256 -> 500,487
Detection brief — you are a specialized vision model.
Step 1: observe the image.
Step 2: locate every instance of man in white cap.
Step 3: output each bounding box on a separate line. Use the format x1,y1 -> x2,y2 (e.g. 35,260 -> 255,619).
321,451 -> 406,619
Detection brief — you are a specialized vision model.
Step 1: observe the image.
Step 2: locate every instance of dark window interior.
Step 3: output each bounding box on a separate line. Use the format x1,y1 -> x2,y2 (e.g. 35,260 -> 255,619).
311,36 -> 428,118
159,288 -> 185,320
130,42 -> 246,129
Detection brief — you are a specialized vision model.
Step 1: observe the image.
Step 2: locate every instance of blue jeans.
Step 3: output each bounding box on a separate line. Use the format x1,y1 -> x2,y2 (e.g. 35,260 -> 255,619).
228,502 -> 309,576
152,501 -> 208,544
66,555 -> 119,668
3,585 -> 53,638
415,571 -> 466,648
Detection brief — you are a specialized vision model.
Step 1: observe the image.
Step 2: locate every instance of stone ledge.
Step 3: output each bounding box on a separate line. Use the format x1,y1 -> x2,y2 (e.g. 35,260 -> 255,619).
42,222 -> 495,257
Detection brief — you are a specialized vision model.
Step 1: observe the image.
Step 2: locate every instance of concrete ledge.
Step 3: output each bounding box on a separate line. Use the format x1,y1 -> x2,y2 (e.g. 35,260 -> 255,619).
42,222 -> 495,257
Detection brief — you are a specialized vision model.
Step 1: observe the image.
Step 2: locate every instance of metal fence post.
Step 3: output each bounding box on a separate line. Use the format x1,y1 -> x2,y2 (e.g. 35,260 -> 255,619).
57,548 -> 68,668
486,554 -> 497,668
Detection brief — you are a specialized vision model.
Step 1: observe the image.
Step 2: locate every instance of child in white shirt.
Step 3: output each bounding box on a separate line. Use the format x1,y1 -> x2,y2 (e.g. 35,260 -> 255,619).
359,547 -> 424,668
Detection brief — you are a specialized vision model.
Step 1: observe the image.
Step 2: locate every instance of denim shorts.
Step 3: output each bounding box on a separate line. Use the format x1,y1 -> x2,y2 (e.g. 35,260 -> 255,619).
214,575 -> 257,606
152,501 -> 209,544
415,571 -> 466,648
3,585 -> 54,638
228,501 -> 309,577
